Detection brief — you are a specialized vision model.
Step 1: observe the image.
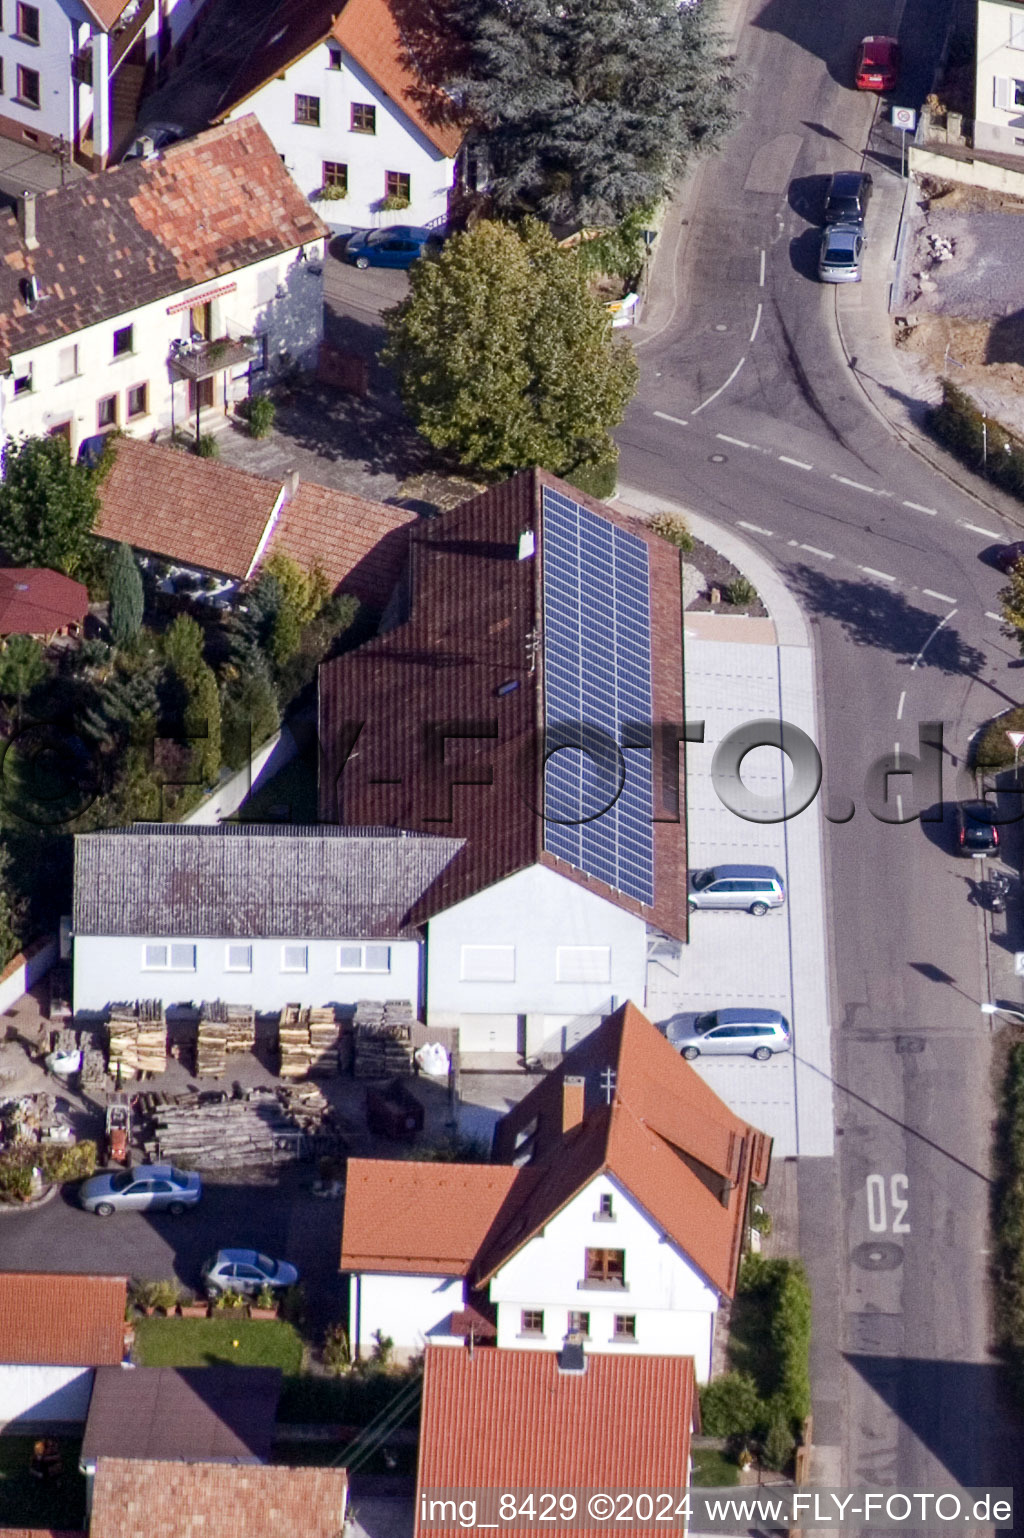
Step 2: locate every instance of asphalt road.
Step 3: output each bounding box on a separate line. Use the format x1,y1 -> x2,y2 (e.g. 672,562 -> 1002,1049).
618,0 -> 1024,1513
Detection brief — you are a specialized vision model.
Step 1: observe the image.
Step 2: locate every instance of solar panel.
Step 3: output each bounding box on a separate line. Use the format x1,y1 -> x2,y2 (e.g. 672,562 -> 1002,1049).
540,485 -> 654,904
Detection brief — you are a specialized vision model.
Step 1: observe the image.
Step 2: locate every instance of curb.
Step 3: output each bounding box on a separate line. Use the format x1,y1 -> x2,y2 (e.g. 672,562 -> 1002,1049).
0,1179 -> 60,1215
617,483 -> 812,650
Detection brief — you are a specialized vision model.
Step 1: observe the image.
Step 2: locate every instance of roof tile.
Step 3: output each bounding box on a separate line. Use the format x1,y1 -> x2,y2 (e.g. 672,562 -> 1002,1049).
341,1160 -> 522,1274
263,481 -> 415,609
0,568 -> 89,635
90,1459 -> 348,1538
0,1273 -> 127,1365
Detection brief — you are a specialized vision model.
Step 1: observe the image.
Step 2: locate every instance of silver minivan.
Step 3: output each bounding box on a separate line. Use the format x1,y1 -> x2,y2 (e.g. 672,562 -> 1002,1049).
687,864 -> 785,916
666,1008 -> 791,1062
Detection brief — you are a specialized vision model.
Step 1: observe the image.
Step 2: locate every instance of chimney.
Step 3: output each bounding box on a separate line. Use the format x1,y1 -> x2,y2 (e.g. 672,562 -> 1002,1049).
562,1075 -> 585,1135
557,1340 -> 586,1374
18,191 -> 38,251
285,470 -> 300,500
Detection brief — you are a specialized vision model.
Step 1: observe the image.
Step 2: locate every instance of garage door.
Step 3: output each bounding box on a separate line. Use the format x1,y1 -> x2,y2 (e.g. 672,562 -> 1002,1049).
457,1015 -> 520,1053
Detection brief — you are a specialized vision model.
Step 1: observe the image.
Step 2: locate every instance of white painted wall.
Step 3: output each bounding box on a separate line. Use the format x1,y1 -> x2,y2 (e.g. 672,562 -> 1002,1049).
224,40 -> 455,230
0,242 -> 324,460
976,0 -> 1024,154
488,1174 -> 718,1381
72,933 -> 421,1012
425,866 -> 647,1054
0,934 -> 57,1014
0,1364 -> 95,1426
348,1272 -> 465,1359
0,0 -> 81,146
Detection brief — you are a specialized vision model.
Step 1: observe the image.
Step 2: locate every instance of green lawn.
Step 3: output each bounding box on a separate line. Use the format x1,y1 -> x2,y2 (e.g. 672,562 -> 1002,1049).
689,1447 -> 740,1487
133,1317 -> 305,1373
0,1436 -> 87,1528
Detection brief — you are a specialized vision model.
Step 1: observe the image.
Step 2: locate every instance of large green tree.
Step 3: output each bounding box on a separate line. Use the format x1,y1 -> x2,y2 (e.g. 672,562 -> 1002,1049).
0,634 -> 49,710
382,218 -> 638,478
108,542 -> 144,647
0,435 -> 102,578
444,0 -> 737,223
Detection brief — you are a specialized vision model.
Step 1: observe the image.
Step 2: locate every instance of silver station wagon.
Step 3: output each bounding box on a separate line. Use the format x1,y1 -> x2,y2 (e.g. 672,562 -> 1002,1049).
665,1008 -> 792,1062
687,864 -> 786,916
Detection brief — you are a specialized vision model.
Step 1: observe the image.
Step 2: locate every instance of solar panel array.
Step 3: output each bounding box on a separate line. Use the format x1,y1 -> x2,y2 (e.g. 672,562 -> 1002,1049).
540,485 -> 654,905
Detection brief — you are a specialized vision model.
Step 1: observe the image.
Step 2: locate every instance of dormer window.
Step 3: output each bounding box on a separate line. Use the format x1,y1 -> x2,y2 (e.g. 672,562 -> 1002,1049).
327,44 -> 342,69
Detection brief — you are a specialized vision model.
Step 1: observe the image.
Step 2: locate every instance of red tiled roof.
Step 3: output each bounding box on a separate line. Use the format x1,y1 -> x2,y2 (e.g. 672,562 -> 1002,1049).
483,1003 -> 772,1298
89,1459 -> 348,1538
341,1159 -> 521,1274
0,118 -> 327,369
317,469 -> 687,940
97,438 -> 283,580
0,1273 -> 127,1365
0,568 -> 89,636
264,482 -> 415,610
415,1347 -> 694,1538
217,0 -> 462,159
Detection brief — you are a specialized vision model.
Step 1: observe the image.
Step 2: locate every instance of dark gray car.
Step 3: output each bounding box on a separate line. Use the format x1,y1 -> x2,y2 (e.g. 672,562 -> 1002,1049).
824,171 -> 873,226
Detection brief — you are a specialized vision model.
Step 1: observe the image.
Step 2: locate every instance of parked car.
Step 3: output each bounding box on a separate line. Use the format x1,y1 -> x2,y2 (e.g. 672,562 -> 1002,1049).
121,123 -> 185,163
993,540 -> 1024,574
343,225 -> 444,269
824,171 -> 873,226
664,1008 -> 792,1062
955,799 -> 1001,857
855,36 -> 901,92
819,224 -> 864,284
202,1249 -> 299,1299
687,864 -> 786,915
79,1164 -> 201,1216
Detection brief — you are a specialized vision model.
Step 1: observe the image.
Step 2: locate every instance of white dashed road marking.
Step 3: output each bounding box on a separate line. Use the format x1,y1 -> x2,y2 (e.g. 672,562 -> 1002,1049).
958,520 -> 1000,538
797,544 -> 835,560
693,356 -> 747,415
832,474 -> 892,498
987,611 -> 1004,623
749,303 -> 763,344
903,500 -> 938,515
859,565 -> 896,582
923,589 -> 958,604
896,691 -> 906,721
759,249 -> 766,287
779,455 -> 813,469
717,433 -> 754,449
654,411 -> 689,427
737,521 -> 775,536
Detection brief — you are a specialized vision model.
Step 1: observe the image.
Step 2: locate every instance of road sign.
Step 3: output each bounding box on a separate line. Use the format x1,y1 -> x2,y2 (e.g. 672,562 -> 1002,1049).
1015,952 -> 1024,977
891,106 -> 917,131
1010,731 -> 1024,749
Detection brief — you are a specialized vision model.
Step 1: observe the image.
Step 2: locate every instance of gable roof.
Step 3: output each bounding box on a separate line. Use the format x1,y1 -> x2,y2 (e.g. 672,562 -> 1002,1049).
0,568 -> 89,635
216,0 -> 462,158
416,1346 -> 694,1537
0,1273 -> 127,1365
318,469 -> 687,939
340,1005 -> 771,1300
89,1459 -> 348,1538
81,1367 -> 281,1467
341,1159 -> 522,1275
481,1002 -> 772,1297
0,118 -> 326,368
264,480 -> 416,612
72,824 -> 464,940
96,439 -> 284,582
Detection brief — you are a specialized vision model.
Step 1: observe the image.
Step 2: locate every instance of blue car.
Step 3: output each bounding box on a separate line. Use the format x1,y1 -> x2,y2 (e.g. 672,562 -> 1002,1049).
344,225 -> 443,269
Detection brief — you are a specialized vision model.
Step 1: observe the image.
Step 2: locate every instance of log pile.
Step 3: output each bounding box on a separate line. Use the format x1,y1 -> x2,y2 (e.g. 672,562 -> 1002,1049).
137,999 -> 168,1075
141,1084 -> 342,1169
352,1000 -> 415,1079
196,1004 -> 230,1077
207,1000 -> 257,1054
277,1005 -> 340,1079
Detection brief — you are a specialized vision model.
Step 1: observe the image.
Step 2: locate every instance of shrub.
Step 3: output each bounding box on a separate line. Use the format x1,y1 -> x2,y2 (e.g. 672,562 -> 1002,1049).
108,542 -> 145,647
975,708 -> 1024,769
149,1279 -> 184,1314
728,576 -> 758,608
370,1329 -> 394,1367
565,451 -> 618,501
281,1284 -> 307,1328
323,1322 -> 351,1374
195,434 -> 220,459
246,397 -> 276,439
929,381 -> 1024,501
0,1157 -> 35,1202
214,1289 -> 247,1311
38,1139 -> 97,1183
699,1371 -> 767,1437
736,1254 -> 812,1426
316,183 -> 348,202
995,1044 -> 1024,1397
749,1198 -> 772,1235
649,512 -> 695,551
761,1401 -> 796,1472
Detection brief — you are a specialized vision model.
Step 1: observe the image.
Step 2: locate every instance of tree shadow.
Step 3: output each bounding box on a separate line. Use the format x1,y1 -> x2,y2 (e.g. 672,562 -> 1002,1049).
788,172 -> 831,224
783,564 -> 988,675
986,309 -> 1024,365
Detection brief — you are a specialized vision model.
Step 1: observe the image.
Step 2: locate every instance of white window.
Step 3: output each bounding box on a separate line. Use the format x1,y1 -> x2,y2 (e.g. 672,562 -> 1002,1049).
460,944 -> 515,982
556,946 -> 611,984
57,343 -> 77,381
143,943 -> 195,971
282,945 -> 308,973
225,944 -> 252,972
1011,13 -> 1024,48
337,945 -> 391,972
995,76 -> 1024,109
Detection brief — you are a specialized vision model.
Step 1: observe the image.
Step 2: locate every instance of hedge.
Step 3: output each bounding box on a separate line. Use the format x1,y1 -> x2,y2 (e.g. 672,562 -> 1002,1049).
994,1043 -> 1024,1399
928,382 -> 1024,501
975,707 -> 1024,770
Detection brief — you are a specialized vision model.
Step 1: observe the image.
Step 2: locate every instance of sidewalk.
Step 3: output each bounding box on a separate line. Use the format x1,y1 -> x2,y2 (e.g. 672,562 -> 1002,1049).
619,487 -> 835,1159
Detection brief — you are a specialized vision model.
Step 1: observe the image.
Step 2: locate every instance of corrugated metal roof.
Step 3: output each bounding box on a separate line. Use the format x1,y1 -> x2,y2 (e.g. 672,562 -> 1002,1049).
72,825 -> 464,938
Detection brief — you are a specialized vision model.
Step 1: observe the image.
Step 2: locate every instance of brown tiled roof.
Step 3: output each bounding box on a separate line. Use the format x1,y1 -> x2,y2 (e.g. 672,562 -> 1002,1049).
482,1003 -> 772,1297
341,1159 -> 522,1274
0,568 -> 89,635
217,0 -> 463,159
81,0 -> 136,30
0,118 -> 327,369
0,1273 -> 127,1365
264,482 -> 415,610
415,1346 -> 694,1537
90,1460 -> 348,1538
317,469 -> 686,939
96,438 -> 283,580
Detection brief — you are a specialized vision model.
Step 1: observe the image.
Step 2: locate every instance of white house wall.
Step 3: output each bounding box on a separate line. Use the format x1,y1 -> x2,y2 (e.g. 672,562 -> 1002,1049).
348,1272 -> 464,1360
976,0 -> 1024,155
0,1364 -> 95,1427
224,41 -> 455,230
487,1173 -> 718,1382
425,865 -> 647,1055
72,933 -> 421,1013
0,243 -> 324,460
0,0 -> 83,148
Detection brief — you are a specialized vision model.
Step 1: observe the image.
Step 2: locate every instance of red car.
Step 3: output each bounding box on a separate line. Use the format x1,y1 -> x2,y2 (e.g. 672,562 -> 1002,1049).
856,35 -> 901,92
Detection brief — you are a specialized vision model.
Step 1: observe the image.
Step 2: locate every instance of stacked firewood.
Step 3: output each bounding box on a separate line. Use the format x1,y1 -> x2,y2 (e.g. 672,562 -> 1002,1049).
352,1000 -> 415,1079
277,1006 -> 340,1079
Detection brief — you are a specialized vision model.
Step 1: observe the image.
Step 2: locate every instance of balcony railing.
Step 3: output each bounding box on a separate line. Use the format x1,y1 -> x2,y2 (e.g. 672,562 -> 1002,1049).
168,334 -> 261,381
